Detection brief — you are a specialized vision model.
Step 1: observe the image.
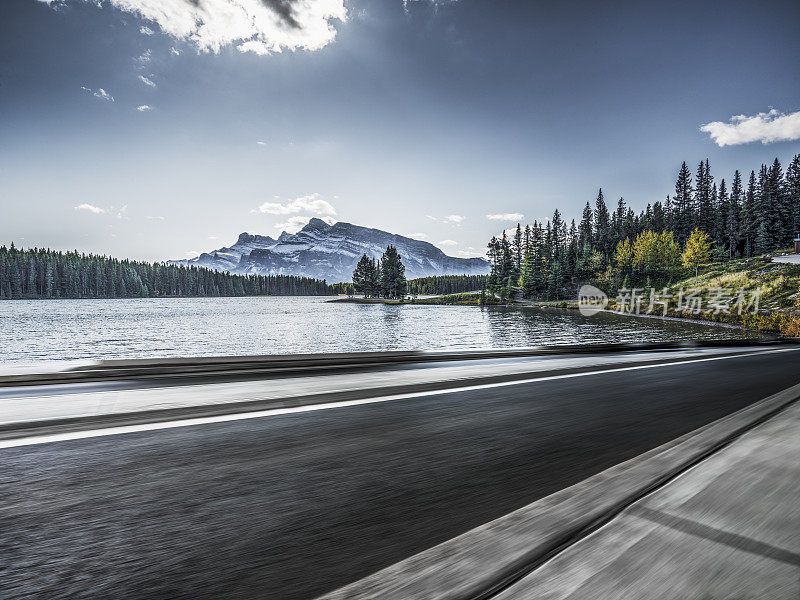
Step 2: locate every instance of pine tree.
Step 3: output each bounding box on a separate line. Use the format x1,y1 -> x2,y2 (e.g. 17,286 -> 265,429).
579,202 -> 593,248
673,161 -> 694,245
741,171 -> 757,256
787,154 -> 800,238
726,171 -> 742,257
695,159 -> 714,235
594,189 -> 611,258
379,245 -> 406,299
754,164 -> 774,254
352,254 -> 374,297
512,223 -> 523,274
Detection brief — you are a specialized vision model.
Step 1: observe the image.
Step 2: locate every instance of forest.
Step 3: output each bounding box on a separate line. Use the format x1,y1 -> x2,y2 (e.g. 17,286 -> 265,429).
407,274 -> 488,296
487,155 -> 800,299
0,245 -> 334,299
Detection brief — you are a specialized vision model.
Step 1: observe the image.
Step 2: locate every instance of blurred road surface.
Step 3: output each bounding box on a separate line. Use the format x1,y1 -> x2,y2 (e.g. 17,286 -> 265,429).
1,346 -> 799,599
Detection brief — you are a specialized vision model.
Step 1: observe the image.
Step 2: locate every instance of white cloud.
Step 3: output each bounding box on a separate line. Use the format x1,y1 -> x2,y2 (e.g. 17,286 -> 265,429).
256,140 -> 267,145
438,239 -> 457,246
136,104 -> 152,111
700,109 -> 800,147
135,49 -> 152,68
138,74 -> 156,87
140,25 -> 154,35
487,213 -> 524,221
274,215 -> 335,233
403,0 -> 458,14
427,214 -> 465,224
46,1 -> 347,56
146,215 -> 165,220
406,232 -> 428,240
81,86 -> 114,102
254,193 -> 336,216
170,46 -> 181,55
458,247 -> 483,258
75,203 -> 105,214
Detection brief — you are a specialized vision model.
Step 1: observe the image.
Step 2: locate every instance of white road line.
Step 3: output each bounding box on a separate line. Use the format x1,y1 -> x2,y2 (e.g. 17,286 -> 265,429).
0,348 -> 796,450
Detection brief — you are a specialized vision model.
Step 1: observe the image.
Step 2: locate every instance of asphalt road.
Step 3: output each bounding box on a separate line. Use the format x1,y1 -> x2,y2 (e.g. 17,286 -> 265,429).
2,348 -> 800,600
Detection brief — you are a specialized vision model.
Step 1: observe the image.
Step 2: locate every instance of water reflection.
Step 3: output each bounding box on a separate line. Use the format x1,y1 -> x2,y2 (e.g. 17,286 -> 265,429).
0,297 -> 762,365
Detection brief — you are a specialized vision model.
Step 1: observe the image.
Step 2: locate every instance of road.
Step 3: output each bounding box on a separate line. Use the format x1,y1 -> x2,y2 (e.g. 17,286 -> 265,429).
1,347 -> 799,600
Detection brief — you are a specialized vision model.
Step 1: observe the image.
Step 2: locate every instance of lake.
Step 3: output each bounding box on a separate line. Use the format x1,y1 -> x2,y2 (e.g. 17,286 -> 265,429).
0,296 -> 762,366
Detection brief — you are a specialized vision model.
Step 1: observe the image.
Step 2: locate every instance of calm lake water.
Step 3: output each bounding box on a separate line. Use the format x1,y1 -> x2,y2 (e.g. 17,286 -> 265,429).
0,296 -> 761,366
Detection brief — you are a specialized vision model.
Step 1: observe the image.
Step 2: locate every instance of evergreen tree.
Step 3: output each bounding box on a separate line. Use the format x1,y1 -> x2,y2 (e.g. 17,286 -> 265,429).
512,223 -> 523,274
594,189 -> 611,258
741,171 -> 757,256
352,254 -> 377,297
726,171 -> 742,257
754,164 -> 774,254
695,159 -> 714,235
673,161 -> 694,245
379,245 -> 406,299
579,201 -> 593,248
787,154 -> 800,238
0,246 -> 334,299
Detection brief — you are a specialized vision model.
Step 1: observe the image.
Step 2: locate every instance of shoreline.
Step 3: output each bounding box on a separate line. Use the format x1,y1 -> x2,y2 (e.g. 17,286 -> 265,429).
328,293 -> 789,336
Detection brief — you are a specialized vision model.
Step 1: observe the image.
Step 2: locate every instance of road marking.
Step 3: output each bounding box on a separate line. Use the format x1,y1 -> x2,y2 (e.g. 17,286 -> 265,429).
0,348 -> 796,449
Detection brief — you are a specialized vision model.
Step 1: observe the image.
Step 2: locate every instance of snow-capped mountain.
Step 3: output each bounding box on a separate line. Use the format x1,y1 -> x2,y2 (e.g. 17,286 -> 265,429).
170,218 -> 489,282
180,232 -> 279,272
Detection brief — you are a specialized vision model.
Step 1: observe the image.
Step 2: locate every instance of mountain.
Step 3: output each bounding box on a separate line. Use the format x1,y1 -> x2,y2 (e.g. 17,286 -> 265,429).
170,218 -> 489,283
182,232 -> 279,272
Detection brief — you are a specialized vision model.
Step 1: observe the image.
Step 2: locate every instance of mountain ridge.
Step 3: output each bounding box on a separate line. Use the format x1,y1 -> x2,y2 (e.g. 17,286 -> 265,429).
170,218 -> 489,283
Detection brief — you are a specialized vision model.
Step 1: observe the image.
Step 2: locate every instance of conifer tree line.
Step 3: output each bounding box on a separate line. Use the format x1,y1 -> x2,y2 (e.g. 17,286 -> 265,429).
408,275 -> 489,295
0,245 -> 334,299
351,245 -> 407,298
487,154 -> 800,299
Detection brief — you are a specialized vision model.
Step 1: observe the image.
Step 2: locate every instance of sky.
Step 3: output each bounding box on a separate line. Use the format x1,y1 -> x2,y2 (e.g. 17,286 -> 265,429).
1,0 -> 799,262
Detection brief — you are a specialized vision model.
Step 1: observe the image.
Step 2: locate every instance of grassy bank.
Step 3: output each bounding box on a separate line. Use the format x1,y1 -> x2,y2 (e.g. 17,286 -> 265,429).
608,255 -> 800,336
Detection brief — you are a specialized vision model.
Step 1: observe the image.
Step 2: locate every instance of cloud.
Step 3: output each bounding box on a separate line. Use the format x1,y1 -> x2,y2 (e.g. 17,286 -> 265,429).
140,25 -> 154,35
256,140 -> 267,145
405,232 -> 428,240
487,213 -> 524,221
458,247 -> 483,258
427,214 -> 465,224
170,46 -> 181,55
135,49 -> 152,68
81,86 -> 114,102
438,239 -> 457,246
136,104 -> 152,111
403,0 -> 459,14
75,203 -> 105,214
254,193 -> 336,216
45,1 -> 347,56
138,75 -> 156,87
275,215 -> 335,233
146,215 -> 165,220
700,109 -> 800,147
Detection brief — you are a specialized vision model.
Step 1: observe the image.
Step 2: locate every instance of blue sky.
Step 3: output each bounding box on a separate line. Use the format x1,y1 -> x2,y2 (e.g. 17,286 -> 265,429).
1,0 -> 799,261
